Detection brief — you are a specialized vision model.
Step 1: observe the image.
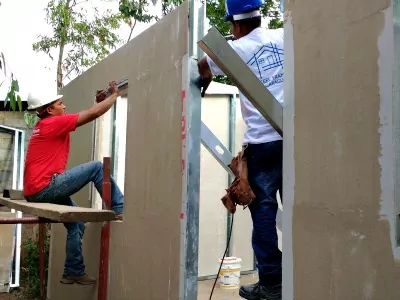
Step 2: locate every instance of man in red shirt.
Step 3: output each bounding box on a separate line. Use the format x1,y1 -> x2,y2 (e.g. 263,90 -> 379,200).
24,81 -> 124,285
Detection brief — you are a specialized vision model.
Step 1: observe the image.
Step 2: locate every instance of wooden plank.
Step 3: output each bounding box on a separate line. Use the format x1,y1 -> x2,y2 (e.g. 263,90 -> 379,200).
0,197 -> 115,222
10,189 -> 23,200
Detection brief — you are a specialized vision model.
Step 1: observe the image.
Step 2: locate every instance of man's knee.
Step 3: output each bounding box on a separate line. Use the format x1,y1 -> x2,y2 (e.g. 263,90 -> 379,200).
84,161 -> 103,175
92,161 -> 103,170
64,222 -> 81,232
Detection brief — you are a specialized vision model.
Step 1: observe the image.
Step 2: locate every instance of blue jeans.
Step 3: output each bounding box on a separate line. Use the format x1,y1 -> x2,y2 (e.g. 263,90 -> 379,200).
25,161 -> 124,276
245,141 -> 282,287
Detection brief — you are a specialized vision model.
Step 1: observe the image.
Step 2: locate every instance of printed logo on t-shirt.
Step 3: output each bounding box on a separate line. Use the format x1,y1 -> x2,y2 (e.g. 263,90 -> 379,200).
246,42 -> 284,88
32,128 -> 40,136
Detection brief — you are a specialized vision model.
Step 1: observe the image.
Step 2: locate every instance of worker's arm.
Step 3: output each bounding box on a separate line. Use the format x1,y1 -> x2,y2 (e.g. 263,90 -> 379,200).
76,82 -> 119,127
198,57 -> 213,79
198,39 -> 246,96
197,57 -> 213,97
197,39 -> 238,96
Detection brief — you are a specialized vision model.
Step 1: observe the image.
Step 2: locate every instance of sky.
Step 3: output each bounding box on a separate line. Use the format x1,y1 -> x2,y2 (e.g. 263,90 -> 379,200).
0,0 -> 277,100
0,0 -> 165,99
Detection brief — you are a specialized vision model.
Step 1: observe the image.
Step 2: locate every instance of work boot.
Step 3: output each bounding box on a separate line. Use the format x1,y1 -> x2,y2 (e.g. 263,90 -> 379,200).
114,213 -> 123,221
60,274 -> 96,285
239,282 -> 282,300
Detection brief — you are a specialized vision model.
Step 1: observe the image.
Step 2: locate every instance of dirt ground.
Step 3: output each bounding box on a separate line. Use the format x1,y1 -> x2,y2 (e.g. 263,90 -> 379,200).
0,289 -> 24,300
0,294 -> 17,300
0,274 -> 257,300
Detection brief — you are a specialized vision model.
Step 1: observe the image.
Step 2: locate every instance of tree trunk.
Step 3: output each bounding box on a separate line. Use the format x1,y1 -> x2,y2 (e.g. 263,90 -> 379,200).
56,0 -> 71,93
56,42 -> 65,94
127,19 -> 137,43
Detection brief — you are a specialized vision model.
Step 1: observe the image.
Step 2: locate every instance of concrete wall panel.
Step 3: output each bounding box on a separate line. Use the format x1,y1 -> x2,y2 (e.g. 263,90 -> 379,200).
284,0 -> 400,299
47,2 -> 189,299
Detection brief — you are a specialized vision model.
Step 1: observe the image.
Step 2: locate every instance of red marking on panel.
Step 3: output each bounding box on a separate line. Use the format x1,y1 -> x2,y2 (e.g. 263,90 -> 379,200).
181,116 -> 186,140
181,90 -> 186,101
180,213 -> 184,219
181,89 -> 187,174
181,90 -> 186,140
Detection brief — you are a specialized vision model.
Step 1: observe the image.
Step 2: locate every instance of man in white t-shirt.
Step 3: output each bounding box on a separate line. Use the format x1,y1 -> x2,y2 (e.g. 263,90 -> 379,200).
198,0 -> 283,299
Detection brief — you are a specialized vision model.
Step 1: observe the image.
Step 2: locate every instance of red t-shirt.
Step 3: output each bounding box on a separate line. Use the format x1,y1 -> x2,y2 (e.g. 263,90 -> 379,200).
23,114 -> 79,197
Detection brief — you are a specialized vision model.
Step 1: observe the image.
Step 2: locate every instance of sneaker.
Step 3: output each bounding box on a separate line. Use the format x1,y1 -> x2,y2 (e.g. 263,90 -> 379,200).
239,282 -> 282,300
60,274 -> 96,285
114,213 -> 123,221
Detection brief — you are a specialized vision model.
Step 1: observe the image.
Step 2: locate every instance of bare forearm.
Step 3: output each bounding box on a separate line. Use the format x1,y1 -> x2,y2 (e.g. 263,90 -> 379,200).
198,57 -> 213,97
198,57 -> 213,79
76,92 -> 118,127
90,92 -> 118,117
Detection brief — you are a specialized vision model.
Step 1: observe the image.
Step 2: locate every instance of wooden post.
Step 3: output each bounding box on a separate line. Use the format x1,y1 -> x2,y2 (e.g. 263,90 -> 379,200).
98,157 -> 111,300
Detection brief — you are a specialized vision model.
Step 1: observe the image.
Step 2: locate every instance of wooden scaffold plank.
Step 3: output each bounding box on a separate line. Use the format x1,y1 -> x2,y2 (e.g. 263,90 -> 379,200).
0,197 -> 115,222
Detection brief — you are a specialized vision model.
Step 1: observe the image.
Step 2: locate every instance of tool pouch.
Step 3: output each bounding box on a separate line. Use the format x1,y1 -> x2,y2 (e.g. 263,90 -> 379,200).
221,150 -> 256,213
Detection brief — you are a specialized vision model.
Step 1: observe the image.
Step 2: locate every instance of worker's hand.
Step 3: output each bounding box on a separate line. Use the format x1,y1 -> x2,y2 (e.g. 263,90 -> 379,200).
95,81 -> 119,103
109,81 -> 119,95
95,89 -> 107,103
199,76 -> 212,97
197,57 -> 213,97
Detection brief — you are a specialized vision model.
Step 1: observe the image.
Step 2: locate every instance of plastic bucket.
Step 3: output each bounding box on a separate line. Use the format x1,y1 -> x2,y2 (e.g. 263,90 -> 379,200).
218,256 -> 242,289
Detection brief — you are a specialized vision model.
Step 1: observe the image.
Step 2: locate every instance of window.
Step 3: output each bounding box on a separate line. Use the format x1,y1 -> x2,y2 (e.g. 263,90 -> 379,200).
91,96 -> 127,210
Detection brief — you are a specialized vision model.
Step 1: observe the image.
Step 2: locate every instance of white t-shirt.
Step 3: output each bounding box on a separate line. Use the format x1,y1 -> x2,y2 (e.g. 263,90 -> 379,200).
206,27 -> 284,144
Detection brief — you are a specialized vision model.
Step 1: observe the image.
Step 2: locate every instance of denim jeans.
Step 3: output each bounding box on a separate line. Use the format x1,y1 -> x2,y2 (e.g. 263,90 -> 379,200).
25,161 -> 124,276
245,140 -> 282,287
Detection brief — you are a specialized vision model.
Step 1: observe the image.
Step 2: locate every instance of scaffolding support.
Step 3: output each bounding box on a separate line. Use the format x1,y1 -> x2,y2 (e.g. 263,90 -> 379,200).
0,157 -> 113,300
98,157 -> 111,300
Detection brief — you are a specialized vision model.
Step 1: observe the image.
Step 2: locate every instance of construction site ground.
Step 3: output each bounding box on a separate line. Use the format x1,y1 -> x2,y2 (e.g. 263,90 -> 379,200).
0,273 -> 257,300
198,273 -> 257,299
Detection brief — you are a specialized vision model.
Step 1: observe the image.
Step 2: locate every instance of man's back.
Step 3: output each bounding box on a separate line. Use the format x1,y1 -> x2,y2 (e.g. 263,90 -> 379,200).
24,114 -> 79,196
207,27 -> 284,144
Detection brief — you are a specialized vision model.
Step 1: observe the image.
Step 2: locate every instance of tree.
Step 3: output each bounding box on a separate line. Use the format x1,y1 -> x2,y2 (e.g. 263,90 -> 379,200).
119,0 -> 283,85
0,52 -> 22,112
1,4 -> 33,129
119,0 -> 182,23
119,0 -> 158,42
33,0 -> 125,92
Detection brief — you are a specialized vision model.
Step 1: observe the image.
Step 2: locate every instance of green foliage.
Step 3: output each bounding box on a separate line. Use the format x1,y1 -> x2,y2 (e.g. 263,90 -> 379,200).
119,0 -> 156,23
119,0 -> 282,86
261,1 -> 283,29
0,52 -> 23,112
161,0 -> 184,16
0,10 -> 38,128
118,0 -> 182,23
4,75 -> 22,111
21,228 -> 51,299
24,112 -> 40,129
33,0 -> 124,90
204,0 -> 231,36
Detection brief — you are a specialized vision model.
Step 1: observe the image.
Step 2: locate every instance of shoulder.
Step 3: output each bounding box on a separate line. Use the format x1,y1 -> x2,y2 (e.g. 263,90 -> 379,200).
249,27 -> 284,45
230,27 -> 283,49
38,114 -> 79,135
43,114 -> 78,124
227,28 -> 283,62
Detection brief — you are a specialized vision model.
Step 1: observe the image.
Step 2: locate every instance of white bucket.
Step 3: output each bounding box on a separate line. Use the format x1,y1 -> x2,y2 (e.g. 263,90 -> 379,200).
218,256 -> 242,289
